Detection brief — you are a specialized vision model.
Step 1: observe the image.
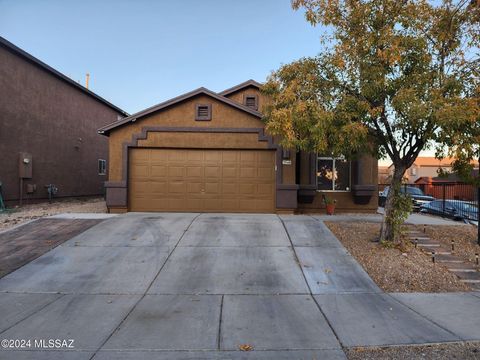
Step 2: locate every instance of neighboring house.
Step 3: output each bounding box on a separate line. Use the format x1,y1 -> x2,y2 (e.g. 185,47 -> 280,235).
378,165 -> 390,184
388,157 -> 454,183
99,80 -> 378,213
415,170 -> 479,201
388,157 -> 479,184
0,37 -> 127,204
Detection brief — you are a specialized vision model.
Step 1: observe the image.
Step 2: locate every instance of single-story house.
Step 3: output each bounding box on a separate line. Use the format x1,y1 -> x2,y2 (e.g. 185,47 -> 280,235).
0,36 -> 128,204
98,80 -> 378,213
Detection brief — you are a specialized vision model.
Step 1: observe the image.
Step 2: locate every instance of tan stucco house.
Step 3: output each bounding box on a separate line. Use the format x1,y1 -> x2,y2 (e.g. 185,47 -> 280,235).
98,80 -> 378,213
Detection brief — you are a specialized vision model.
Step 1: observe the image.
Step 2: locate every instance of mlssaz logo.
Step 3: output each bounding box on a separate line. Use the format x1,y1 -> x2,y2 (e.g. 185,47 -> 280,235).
34,339 -> 75,349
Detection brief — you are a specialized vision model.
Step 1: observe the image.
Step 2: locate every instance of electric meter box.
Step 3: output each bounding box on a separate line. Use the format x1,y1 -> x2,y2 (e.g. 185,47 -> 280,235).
19,152 -> 33,179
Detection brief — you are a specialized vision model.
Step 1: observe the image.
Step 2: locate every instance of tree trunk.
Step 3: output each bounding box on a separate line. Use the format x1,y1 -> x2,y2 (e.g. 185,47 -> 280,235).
380,164 -> 406,242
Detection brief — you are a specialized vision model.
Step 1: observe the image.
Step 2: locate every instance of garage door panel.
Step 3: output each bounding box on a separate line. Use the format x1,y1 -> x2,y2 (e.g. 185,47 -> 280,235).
240,151 -> 256,163
168,151 -> 186,161
129,181 -> 148,193
256,199 -> 274,211
150,181 -> 168,194
221,199 -> 238,210
239,183 -> 255,195
175,199 -> 200,211
168,181 -> 186,193
238,199 -> 257,211
257,151 -> 274,163
187,151 -> 204,161
222,183 -> 237,194
150,165 -> 167,177
221,151 -> 238,162
239,167 -> 256,178
168,166 -> 186,178
257,167 -> 273,179
205,182 -> 220,194
186,166 -> 203,178
222,167 -> 237,178
205,166 -> 221,178
129,149 -> 275,212
204,199 -> 222,210
204,151 -> 222,162
187,182 -> 202,193
257,183 -> 274,195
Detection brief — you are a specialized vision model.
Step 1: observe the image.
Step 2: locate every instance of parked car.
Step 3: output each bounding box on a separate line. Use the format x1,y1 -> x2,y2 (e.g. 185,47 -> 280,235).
378,186 -> 435,210
420,200 -> 478,222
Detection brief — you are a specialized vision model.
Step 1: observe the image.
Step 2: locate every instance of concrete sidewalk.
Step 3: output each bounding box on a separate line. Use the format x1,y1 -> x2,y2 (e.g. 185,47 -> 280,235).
313,209 -> 470,226
0,213 -> 478,360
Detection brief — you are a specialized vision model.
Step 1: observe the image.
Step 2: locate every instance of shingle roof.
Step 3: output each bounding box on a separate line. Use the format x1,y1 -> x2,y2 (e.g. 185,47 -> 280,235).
219,79 -> 263,96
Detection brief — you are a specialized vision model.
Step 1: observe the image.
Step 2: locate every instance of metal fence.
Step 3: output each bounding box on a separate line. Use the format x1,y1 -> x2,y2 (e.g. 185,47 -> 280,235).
378,182 -> 479,223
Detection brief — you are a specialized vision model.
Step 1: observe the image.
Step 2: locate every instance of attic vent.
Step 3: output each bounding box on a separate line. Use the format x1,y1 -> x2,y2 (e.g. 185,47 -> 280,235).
245,95 -> 258,110
195,104 -> 211,121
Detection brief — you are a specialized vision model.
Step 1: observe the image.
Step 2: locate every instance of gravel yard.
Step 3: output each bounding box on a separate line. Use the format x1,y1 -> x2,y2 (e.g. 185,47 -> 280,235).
347,342 -> 480,360
419,225 -> 480,267
0,197 -> 106,231
325,221 -> 470,292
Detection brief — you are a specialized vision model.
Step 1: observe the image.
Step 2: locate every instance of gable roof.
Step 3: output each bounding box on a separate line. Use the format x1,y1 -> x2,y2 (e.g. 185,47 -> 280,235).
0,36 -> 128,116
219,79 -> 263,96
98,87 -> 263,135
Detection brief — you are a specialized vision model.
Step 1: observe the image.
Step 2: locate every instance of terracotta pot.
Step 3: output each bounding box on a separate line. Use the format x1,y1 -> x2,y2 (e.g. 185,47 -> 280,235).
326,204 -> 335,215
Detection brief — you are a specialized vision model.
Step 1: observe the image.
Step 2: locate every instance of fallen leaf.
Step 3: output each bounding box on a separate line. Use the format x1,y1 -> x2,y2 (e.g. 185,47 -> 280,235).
239,344 -> 254,351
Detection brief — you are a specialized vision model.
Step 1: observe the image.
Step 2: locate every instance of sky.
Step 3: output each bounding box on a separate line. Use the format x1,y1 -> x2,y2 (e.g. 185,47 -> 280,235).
0,0 -> 437,165
0,0 -> 324,114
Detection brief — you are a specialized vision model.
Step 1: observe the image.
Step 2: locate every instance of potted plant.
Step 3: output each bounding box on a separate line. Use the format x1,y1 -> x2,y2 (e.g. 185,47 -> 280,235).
323,195 -> 337,215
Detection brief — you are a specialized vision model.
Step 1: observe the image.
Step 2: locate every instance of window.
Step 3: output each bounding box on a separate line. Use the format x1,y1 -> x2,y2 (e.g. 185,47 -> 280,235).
316,156 -> 350,191
98,159 -> 106,175
195,104 -> 211,121
244,95 -> 258,110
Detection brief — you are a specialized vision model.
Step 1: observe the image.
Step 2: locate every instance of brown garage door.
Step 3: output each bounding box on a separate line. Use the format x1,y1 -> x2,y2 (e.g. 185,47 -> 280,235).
128,149 -> 275,212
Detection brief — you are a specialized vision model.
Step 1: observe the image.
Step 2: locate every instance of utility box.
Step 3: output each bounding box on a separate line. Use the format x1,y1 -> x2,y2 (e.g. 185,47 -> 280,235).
26,184 -> 36,193
19,152 -> 33,179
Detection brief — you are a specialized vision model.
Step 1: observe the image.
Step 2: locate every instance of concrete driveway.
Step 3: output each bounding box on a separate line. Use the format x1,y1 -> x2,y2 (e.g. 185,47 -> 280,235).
0,213 -> 479,359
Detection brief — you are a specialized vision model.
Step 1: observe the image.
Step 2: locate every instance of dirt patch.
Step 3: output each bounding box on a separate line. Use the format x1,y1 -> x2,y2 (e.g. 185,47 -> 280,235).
325,221 -> 469,292
0,197 -> 106,231
346,342 -> 480,360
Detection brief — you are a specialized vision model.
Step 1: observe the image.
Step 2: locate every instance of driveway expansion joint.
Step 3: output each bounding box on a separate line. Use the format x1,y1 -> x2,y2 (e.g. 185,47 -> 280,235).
277,215 -> 345,350
88,213 -> 202,360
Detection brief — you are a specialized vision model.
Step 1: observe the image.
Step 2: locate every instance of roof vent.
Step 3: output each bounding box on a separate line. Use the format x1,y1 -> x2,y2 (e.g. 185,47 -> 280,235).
244,95 -> 258,110
195,104 -> 211,121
